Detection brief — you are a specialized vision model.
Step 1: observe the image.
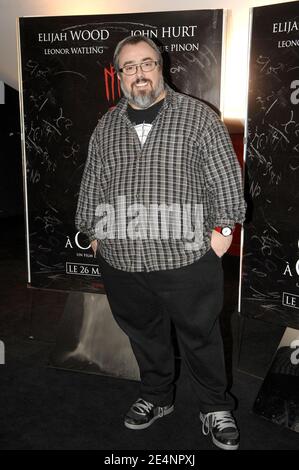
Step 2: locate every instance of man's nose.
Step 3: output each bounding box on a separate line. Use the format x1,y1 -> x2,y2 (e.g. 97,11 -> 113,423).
135,65 -> 145,77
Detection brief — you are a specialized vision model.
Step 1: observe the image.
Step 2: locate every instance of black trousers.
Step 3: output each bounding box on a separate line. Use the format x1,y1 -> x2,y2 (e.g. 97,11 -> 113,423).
98,249 -> 234,413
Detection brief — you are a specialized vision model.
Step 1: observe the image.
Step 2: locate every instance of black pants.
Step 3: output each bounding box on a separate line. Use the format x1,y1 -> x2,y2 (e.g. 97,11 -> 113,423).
98,249 -> 234,413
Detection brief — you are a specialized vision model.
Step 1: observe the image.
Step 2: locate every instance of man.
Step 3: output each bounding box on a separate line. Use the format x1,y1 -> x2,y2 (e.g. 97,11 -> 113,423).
76,35 -> 246,450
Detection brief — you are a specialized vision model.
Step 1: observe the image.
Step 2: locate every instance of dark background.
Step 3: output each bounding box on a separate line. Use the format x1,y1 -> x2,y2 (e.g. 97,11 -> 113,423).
18,10 -> 224,292
242,0 -> 299,329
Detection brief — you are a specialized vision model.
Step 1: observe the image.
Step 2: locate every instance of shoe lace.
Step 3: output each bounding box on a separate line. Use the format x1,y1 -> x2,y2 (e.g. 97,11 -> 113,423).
202,411 -> 236,436
132,398 -> 155,415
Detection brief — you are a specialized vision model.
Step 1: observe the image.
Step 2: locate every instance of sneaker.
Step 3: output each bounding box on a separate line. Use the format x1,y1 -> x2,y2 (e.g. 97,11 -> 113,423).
200,410 -> 240,450
124,398 -> 174,430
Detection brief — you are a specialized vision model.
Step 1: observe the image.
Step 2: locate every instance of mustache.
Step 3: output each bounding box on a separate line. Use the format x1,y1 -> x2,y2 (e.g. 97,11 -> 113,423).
132,77 -> 152,86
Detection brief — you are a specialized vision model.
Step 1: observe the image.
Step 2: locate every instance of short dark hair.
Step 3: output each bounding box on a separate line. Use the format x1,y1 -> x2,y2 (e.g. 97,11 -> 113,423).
113,35 -> 163,72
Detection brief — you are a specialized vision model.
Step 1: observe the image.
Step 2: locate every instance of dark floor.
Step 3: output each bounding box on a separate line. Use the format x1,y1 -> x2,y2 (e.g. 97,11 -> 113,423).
0,217 -> 298,450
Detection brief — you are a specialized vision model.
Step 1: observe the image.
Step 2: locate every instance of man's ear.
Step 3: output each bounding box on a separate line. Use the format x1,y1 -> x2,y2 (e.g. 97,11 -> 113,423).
117,73 -> 121,81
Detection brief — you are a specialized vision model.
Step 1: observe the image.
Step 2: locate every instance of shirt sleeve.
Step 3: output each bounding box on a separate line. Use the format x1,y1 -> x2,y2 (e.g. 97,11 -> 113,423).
75,126 -> 101,241
201,113 -> 247,228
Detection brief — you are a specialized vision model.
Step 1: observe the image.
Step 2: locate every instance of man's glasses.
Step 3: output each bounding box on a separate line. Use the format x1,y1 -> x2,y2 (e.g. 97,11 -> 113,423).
119,60 -> 160,76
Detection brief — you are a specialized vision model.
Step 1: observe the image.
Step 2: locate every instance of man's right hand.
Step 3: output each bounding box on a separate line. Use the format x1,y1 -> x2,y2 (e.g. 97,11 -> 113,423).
90,239 -> 98,256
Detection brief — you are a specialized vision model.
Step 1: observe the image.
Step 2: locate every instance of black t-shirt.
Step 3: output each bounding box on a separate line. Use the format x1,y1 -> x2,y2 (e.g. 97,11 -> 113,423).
127,99 -> 164,146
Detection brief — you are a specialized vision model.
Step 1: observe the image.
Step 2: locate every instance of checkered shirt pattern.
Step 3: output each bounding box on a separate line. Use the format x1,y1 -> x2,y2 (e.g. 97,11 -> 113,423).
75,85 -> 246,271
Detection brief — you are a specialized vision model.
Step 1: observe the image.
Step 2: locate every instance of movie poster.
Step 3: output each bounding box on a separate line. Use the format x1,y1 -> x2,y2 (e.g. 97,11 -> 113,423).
241,1 -> 299,328
18,10 -> 224,293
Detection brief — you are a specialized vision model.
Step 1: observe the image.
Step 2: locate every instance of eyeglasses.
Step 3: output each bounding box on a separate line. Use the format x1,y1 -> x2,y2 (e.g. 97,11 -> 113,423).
119,60 -> 160,76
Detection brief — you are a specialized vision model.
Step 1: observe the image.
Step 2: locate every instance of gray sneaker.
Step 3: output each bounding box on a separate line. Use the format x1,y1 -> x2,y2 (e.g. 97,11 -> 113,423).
200,410 -> 240,450
124,398 -> 174,430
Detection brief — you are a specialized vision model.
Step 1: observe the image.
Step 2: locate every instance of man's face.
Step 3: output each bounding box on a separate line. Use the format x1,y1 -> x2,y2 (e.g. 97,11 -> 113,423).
117,41 -> 165,109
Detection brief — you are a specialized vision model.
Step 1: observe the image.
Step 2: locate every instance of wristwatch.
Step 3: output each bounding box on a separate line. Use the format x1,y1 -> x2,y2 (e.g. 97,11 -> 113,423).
214,226 -> 233,237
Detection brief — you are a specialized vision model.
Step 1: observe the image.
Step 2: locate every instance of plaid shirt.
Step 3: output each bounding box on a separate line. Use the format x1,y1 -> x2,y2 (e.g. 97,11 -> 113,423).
75,85 -> 246,272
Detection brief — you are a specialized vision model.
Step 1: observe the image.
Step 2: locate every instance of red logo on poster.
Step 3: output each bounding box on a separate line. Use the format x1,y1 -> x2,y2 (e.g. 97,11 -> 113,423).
104,64 -> 121,104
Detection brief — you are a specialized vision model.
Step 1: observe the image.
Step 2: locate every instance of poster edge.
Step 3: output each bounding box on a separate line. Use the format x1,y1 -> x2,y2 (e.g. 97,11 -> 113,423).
238,7 -> 253,315
16,17 -> 32,285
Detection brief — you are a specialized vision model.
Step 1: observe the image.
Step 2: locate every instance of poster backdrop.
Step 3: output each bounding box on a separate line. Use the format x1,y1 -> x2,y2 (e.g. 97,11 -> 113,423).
241,1 -> 299,329
18,10 -> 224,293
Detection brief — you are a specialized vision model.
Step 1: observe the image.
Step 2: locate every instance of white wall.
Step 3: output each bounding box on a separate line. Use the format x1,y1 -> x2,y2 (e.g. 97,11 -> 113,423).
0,0 -> 297,123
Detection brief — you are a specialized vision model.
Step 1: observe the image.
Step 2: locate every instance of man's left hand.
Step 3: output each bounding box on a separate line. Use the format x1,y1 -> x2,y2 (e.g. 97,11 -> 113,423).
210,230 -> 233,258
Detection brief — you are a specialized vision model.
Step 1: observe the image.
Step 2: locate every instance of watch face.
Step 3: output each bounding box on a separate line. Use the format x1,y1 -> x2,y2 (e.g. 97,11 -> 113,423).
221,227 -> 232,236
